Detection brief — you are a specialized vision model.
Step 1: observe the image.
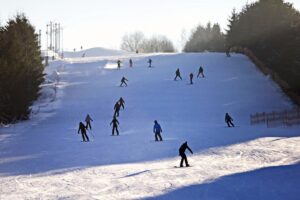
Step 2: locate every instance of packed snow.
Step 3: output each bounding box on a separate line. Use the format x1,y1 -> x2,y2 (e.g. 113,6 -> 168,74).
0,52 -> 299,200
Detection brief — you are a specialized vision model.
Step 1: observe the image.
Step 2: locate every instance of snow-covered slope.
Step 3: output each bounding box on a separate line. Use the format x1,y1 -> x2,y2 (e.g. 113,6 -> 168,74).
0,52 -> 299,200
63,47 -> 129,58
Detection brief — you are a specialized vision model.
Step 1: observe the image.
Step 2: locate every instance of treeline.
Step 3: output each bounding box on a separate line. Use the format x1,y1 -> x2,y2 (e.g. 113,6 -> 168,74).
184,0 -> 300,94
226,0 -> 300,94
184,23 -> 226,52
121,31 -> 175,53
0,14 -> 44,124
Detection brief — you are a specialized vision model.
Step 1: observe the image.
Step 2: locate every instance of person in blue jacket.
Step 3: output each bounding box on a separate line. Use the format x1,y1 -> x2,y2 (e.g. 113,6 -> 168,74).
153,120 -> 163,141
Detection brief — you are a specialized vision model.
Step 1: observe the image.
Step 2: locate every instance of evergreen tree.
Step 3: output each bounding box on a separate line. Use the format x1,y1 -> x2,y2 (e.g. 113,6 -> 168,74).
226,8 -> 239,47
0,14 -> 44,123
184,22 -> 226,52
226,0 -> 300,94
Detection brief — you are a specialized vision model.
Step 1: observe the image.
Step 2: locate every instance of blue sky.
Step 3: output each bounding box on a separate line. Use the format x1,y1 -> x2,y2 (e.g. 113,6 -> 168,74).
1,0 -> 299,50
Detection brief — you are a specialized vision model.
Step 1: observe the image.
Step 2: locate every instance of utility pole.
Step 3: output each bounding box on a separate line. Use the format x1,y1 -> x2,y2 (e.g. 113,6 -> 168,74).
45,24 -> 49,66
53,23 -> 57,52
46,21 -> 63,59
49,21 -> 53,51
58,23 -> 60,53
61,26 -> 64,58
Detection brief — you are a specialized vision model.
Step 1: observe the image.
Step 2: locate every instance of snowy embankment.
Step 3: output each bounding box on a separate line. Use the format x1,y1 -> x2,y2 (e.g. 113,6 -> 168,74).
0,52 -> 299,200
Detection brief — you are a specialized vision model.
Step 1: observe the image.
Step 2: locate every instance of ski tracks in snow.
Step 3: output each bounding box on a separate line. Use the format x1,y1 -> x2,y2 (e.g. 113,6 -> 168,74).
1,137 -> 300,199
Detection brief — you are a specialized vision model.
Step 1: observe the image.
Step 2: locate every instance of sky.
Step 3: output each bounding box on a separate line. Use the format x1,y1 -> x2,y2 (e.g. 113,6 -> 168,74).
0,0 -> 300,51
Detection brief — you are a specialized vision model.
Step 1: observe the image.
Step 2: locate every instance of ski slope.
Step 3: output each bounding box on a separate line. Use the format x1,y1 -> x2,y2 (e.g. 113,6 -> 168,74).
0,52 -> 299,200
63,47 -> 129,58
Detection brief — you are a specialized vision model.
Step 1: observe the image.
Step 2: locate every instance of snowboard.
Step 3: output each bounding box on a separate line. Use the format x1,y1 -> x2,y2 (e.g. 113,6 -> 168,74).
174,165 -> 192,168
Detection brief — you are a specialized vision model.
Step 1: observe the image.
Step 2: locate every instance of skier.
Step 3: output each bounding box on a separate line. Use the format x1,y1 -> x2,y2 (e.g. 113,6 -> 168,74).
225,113 -> 235,127
129,59 -> 133,67
189,73 -> 194,84
118,97 -> 125,110
85,114 -> 93,130
110,116 -> 119,136
114,101 -> 121,117
120,76 -> 128,87
117,60 -> 121,70
78,122 -> 89,142
226,49 -> 231,57
153,120 -> 163,141
148,58 -> 152,68
174,68 -> 183,81
179,141 -> 193,167
197,66 -> 205,78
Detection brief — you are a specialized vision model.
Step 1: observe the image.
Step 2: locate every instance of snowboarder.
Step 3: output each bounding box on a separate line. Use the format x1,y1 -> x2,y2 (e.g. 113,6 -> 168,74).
225,113 -> 235,127
120,76 -> 128,87
110,116 -> 119,136
197,66 -> 205,78
118,97 -> 125,110
117,60 -> 121,70
153,120 -> 163,141
78,122 -> 89,142
179,141 -> 193,167
129,59 -> 133,67
85,114 -> 93,130
148,58 -> 152,68
174,68 -> 183,81
189,73 -> 194,84
114,101 -> 121,117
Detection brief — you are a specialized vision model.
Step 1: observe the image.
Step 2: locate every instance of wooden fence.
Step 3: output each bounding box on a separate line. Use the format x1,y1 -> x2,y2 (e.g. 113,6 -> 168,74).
250,108 -> 300,128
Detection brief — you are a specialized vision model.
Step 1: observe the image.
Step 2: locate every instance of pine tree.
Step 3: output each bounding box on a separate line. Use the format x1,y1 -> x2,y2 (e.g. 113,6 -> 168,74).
226,8 -> 238,47
184,22 -> 226,52
0,14 -> 44,123
225,0 -> 300,94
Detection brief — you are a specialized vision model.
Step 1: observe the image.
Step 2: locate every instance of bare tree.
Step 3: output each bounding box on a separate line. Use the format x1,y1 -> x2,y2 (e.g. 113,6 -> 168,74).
120,31 -> 145,52
141,35 -> 175,53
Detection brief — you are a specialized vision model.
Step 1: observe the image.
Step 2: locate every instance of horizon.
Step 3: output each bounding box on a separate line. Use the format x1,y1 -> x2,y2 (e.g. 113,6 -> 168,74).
1,0 -> 300,51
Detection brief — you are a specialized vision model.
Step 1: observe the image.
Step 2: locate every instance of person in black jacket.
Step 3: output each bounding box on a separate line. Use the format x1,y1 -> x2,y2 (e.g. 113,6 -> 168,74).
174,68 -> 183,81
110,116 -> 119,136
85,114 -> 93,130
225,113 -> 235,127
120,76 -> 128,87
197,66 -> 205,78
114,102 -> 121,117
118,97 -> 125,110
179,141 -> 193,167
189,73 -> 194,84
148,58 -> 152,67
117,60 -> 121,69
78,122 -> 89,142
